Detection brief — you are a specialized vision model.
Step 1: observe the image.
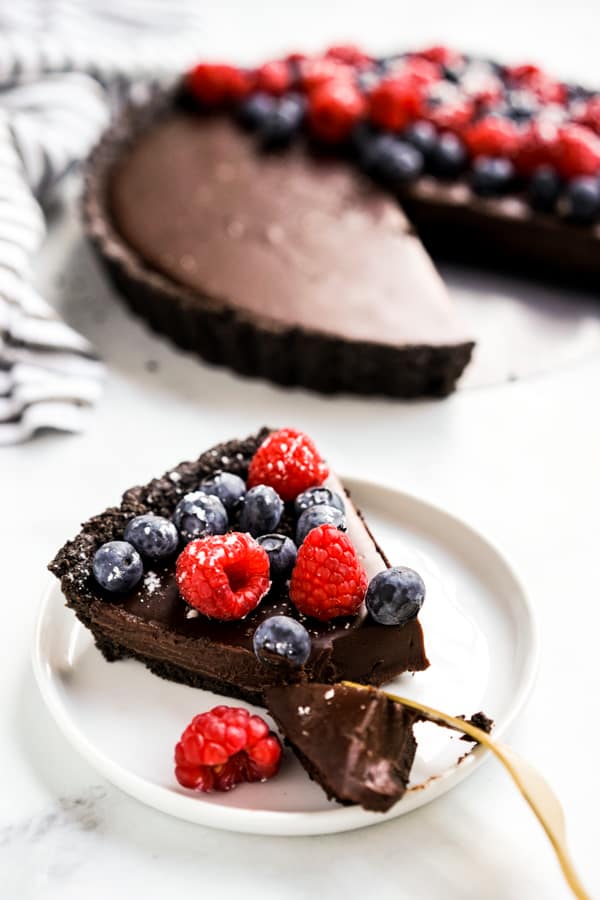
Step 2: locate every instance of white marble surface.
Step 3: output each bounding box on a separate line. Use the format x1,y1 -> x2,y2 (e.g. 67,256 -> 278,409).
4,3 -> 600,897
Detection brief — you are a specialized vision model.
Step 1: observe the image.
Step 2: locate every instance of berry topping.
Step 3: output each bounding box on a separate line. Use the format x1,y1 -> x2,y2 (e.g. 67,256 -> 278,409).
236,92 -> 277,130
247,428 -> 329,502
93,541 -> 143,593
369,137 -> 424,186
561,176 -> 600,223
289,523 -> 367,620
528,165 -> 562,212
425,98 -> 474,133
256,533 -> 297,581
294,486 -> 345,516
429,131 -> 468,177
258,94 -> 305,148
308,80 -> 367,143
123,515 -> 179,561
176,532 -> 270,620
325,44 -> 372,67
253,615 -> 311,667
296,504 -> 346,545
175,706 -> 282,792
300,57 -> 353,93
471,156 -> 515,196
463,117 -> 520,159
369,77 -> 423,132
575,96 -> 600,136
514,122 -> 557,176
172,491 -> 228,544
255,60 -> 293,96
553,125 -> 600,179
238,484 -> 284,537
199,471 -> 246,512
186,63 -> 252,107
402,119 -> 438,158
365,566 -> 426,626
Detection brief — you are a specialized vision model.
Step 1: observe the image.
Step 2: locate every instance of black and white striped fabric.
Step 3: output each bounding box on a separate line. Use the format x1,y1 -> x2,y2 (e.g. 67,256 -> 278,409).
0,1 -> 203,444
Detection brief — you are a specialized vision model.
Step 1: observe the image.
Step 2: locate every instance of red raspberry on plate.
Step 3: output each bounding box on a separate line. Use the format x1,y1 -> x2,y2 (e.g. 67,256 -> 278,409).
308,80 -> 367,142
186,63 -> 253,106
289,523 -> 368,620
176,532 -> 270,621
247,428 -> 329,502
553,124 -> 600,178
369,77 -> 423,131
254,60 -> 293,96
175,706 -> 282,792
463,117 -> 520,159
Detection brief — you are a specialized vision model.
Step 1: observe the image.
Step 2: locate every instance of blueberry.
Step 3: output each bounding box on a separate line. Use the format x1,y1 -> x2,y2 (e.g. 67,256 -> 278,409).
236,92 -> 277,130
505,89 -> 539,122
402,120 -> 438,159
365,566 -> 425,626
123,515 -> 179,560
256,533 -> 297,581
93,541 -> 143,593
258,94 -> 305,149
253,615 -> 311,668
370,137 -> 424,187
528,165 -> 561,212
199,471 -> 246,512
172,491 -> 228,543
294,486 -> 345,517
296,504 -> 346,544
429,132 -> 467,177
357,132 -> 399,174
562,176 -> 600,223
238,484 -> 284,536
471,156 -> 514,196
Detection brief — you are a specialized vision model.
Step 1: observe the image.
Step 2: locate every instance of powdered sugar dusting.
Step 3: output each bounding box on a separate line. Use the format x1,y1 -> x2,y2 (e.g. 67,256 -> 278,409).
143,571 -> 161,595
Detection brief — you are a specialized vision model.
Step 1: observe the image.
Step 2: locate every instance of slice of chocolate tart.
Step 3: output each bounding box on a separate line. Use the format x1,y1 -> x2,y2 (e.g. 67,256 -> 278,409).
265,682 -> 420,812
49,429 -> 429,706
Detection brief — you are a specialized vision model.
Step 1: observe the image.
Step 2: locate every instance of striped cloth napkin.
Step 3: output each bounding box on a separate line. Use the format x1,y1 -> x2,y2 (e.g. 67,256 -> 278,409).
0,1 -> 203,444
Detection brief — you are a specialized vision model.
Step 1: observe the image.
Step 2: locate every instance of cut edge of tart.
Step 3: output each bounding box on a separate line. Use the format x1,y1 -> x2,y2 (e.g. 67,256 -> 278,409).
49,428 -> 429,707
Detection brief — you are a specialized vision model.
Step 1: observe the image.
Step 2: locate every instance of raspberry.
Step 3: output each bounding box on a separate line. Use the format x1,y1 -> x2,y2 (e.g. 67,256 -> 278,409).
425,99 -> 474,133
418,45 -> 462,67
463,117 -> 520,159
513,122 -> 557,176
402,57 -> 441,88
247,428 -> 329,502
175,706 -> 282,792
504,63 -> 566,104
254,60 -> 293,96
575,97 -> 600,135
289,524 -> 368,620
308,80 -> 367,143
300,57 -> 354,93
325,44 -> 372,68
176,532 -> 270,620
186,63 -> 252,106
369,77 -> 424,131
553,124 -> 600,178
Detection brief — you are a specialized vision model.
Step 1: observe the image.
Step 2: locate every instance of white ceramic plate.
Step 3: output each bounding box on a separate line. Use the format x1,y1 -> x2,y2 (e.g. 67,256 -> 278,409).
33,479 -> 538,836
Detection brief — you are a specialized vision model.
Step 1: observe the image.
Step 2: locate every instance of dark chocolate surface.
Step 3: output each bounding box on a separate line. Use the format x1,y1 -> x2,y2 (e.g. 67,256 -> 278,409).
49,430 -> 429,705
266,682 -> 420,812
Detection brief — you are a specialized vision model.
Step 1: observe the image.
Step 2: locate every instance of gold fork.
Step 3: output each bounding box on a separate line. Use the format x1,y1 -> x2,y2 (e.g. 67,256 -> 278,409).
342,682 -> 590,900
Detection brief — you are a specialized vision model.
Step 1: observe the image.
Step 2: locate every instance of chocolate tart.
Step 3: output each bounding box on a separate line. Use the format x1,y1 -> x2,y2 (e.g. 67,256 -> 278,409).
49,429 -> 429,705
84,96 -> 474,399
266,682 -> 420,812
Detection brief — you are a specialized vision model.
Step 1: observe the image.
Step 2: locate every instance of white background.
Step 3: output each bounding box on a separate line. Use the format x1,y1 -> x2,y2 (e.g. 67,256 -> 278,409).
4,2 -> 600,898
